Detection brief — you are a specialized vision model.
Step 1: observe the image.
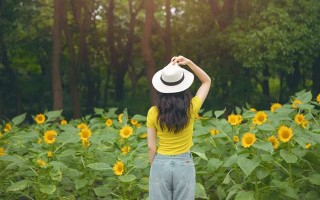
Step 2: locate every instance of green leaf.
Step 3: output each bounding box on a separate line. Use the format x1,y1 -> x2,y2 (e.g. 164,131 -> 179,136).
256,167 -> 269,180
308,174 -> 320,185
94,184 -> 111,197
203,110 -> 213,118
195,183 -> 208,199
257,124 -> 275,132
207,158 -> 223,173
94,108 -> 104,115
280,149 -> 298,163
226,185 -> 241,200
58,149 -> 76,158
313,129 -> 320,133
57,132 -> 79,144
7,180 -> 28,192
134,157 -> 149,169
119,174 -> 136,182
132,114 -> 147,121
191,147 -> 208,161
59,124 -> 78,133
12,113 -> 26,126
222,154 -> 238,168
304,191 -> 319,200
299,91 -> 312,103
214,108 -> 226,118
299,104 -> 315,110
40,185 -> 56,194
87,162 -> 111,171
272,179 -> 298,199
50,168 -> 62,181
222,172 -> 231,185
253,141 -> 274,153
75,178 -> 87,190
235,191 -> 254,200
237,157 -> 261,177
46,110 -> 63,122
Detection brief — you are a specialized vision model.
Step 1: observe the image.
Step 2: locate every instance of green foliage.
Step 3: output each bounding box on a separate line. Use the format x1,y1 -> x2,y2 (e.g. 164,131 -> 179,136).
0,91 -> 320,199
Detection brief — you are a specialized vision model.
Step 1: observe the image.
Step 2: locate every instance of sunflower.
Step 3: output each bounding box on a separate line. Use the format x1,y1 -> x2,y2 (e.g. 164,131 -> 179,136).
81,139 -> 91,148
228,114 -> 242,126
120,126 -> 133,138
36,159 -> 47,168
105,119 -> 113,127
305,143 -> 311,149
270,103 -> 282,112
268,135 -> 279,149
249,108 -> 257,112
47,151 -> 54,157
253,111 -> 267,125
210,129 -> 219,136
113,161 -> 124,176
37,138 -> 43,144
4,123 -> 11,132
136,123 -> 142,128
121,145 -> 131,155
292,99 -> 302,109
80,128 -> 92,140
60,120 -> 67,125
301,119 -> 308,129
43,130 -> 57,144
294,113 -> 305,125
77,123 -> 88,130
278,126 -> 293,143
139,133 -> 147,139
118,113 -> 124,123
233,135 -> 239,143
241,132 -> 256,148
0,147 -> 5,156
35,114 -> 46,124
317,94 -> 320,104
130,119 -> 138,125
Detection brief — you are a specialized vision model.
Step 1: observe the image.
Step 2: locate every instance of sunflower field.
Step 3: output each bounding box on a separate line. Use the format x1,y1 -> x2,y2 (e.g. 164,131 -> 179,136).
0,90 -> 320,200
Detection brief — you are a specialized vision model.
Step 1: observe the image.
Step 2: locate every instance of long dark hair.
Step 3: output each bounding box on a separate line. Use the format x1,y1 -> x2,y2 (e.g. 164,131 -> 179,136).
156,89 -> 193,133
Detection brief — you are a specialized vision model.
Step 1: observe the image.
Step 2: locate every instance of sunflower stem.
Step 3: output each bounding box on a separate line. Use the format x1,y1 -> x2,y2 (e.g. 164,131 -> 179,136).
288,143 -> 293,187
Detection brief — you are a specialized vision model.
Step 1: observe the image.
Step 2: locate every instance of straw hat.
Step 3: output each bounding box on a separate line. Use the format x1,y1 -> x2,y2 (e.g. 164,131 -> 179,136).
152,63 -> 194,93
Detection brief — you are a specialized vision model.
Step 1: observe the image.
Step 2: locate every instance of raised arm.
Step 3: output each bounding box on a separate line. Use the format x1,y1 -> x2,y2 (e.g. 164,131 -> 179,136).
172,56 -> 211,102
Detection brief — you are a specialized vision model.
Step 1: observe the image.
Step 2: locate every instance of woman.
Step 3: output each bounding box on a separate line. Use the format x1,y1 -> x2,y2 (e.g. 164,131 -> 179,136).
147,55 -> 211,200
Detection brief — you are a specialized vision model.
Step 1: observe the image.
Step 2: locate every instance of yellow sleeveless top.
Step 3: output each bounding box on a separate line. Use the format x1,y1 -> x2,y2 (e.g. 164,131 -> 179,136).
146,96 -> 202,155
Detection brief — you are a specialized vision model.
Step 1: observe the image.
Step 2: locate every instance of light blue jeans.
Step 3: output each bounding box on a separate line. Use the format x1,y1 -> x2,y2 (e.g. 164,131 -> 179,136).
149,152 -> 195,200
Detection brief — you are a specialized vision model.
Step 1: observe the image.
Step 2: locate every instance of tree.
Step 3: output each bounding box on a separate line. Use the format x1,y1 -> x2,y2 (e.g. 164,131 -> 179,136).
142,0 -> 156,103
61,0 -> 81,118
51,0 -> 63,110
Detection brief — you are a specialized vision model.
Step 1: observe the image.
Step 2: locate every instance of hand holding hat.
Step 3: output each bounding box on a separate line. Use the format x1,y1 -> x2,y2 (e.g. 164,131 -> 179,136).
152,56 -> 194,93
171,55 -> 190,66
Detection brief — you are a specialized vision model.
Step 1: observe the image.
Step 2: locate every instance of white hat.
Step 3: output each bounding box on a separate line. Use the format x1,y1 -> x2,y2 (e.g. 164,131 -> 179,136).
152,63 -> 194,93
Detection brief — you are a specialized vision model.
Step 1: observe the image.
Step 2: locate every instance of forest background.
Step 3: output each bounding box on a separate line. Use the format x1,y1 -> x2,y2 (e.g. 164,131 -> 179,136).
0,0 -> 319,120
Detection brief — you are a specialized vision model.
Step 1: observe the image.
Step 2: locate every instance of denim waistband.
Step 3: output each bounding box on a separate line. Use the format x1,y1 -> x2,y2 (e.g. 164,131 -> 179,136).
155,152 -> 192,159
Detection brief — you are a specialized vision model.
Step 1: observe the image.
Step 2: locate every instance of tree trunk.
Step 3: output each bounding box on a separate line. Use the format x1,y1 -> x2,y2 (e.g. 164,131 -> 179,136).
0,34 -> 22,115
61,0 -> 81,118
142,0 -> 156,104
71,0 -> 94,113
287,62 -> 301,93
262,66 -> 270,97
106,0 -> 121,101
312,56 -> 320,95
208,0 -> 236,30
52,0 -> 63,110
165,0 -> 171,62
